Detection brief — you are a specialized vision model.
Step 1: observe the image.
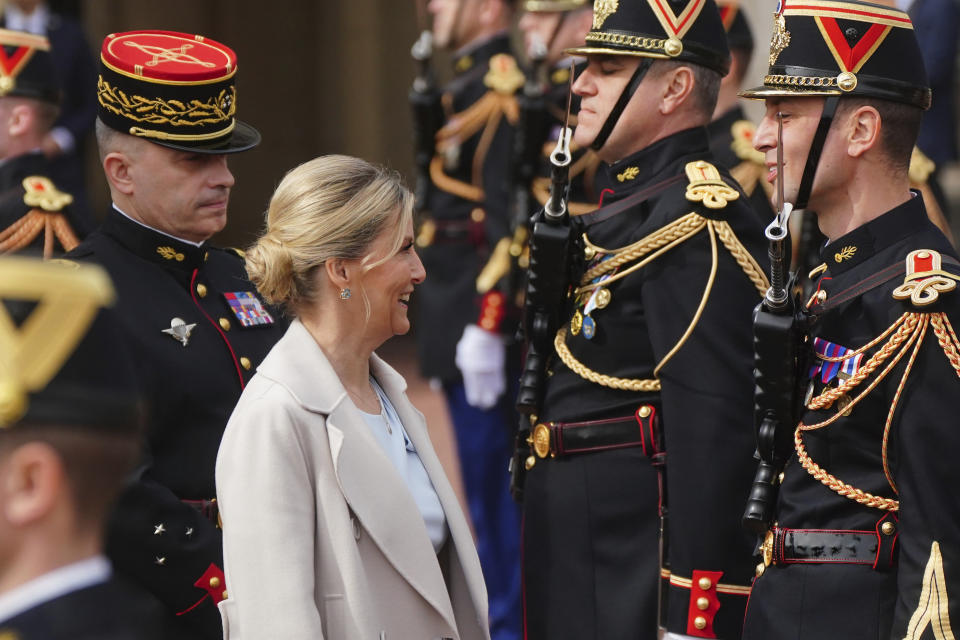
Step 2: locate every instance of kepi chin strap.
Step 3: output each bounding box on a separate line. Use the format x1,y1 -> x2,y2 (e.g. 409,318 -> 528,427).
794,95 -> 840,211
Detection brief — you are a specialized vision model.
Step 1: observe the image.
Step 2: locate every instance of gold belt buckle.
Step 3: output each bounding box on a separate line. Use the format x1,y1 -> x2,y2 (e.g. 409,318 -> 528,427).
756,528 -> 775,577
531,423 -> 553,459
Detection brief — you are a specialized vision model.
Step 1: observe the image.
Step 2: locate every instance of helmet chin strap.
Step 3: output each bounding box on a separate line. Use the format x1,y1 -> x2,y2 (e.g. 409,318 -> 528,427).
793,95 -> 840,211
589,57 -> 654,151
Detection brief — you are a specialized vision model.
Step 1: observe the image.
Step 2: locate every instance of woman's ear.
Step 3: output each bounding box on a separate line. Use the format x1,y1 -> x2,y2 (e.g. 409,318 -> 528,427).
324,257 -> 351,290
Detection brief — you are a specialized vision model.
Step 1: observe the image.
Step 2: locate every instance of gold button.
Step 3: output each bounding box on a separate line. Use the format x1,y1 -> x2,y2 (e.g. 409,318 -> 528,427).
196,283 -> 208,298
480,318 -> 495,330
698,577 -> 712,590
204,251 -> 209,261
525,456 -> 536,471
222,590 -> 228,600
694,616 -> 707,630
209,577 -> 221,589
219,317 -> 231,331
471,208 -> 486,223
240,357 -> 252,370
816,290 -> 827,303
778,471 -> 785,484
881,521 -> 896,535
697,597 -> 709,611
638,406 -> 652,418
755,562 -> 766,577
918,250 -> 930,259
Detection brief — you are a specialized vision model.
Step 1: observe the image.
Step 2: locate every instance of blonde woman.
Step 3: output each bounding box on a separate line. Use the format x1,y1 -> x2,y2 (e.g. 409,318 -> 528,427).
215,155 -> 489,640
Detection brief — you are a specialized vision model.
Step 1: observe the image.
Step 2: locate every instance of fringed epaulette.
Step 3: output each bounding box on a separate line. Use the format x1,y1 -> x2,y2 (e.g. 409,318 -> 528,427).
796,249 -> 960,514
906,148 -> 954,241
0,176 -> 78,259
226,247 -> 246,260
728,120 -> 772,200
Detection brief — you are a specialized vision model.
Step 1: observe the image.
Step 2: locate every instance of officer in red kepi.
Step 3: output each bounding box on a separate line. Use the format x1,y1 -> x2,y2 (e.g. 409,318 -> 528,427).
738,2 -> 960,639
515,0 -> 769,638
67,30 -> 287,639
0,27 -> 87,258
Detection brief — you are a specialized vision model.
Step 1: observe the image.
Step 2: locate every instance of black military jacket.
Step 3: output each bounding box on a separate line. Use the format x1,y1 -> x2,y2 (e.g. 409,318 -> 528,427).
542,126 -> 769,637
416,33 -> 518,380
0,152 -> 86,257
707,105 -> 775,223
0,577 -> 164,640
745,195 -> 960,640
68,209 -> 287,639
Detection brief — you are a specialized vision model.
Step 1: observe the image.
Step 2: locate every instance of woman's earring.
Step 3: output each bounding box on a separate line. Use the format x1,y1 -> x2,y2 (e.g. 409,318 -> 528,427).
340,288 -> 352,300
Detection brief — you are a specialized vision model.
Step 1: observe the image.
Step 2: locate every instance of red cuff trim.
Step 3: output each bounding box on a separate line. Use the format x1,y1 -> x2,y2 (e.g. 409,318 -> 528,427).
686,569 -> 723,638
193,563 -> 227,605
477,291 -> 505,332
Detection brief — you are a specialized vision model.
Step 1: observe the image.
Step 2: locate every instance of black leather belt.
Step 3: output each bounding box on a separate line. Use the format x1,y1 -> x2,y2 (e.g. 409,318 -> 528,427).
758,514 -> 899,573
529,405 -> 660,460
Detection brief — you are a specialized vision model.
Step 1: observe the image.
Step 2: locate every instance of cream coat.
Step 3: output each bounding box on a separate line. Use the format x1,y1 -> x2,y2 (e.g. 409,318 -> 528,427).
215,319 -> 490,640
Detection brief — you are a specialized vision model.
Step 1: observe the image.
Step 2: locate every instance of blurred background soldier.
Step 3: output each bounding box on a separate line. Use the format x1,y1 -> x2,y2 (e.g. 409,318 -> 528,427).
517,0 -> 769,637
0,0 -> 98,231
0,27 -> 85,258
68,31 -> 287,639
740,2 -> 960,638
516,0 -> 598,214
706,1 -> 774,221
0,256 -> 161,640
410,0 -> 523,637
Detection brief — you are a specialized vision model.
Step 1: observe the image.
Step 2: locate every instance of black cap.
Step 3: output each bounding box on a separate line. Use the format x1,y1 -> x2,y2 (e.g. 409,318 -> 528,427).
97,30 -> 260,154
0,28 -> 59,104
740,0 -> 931,110
565,0 -> 732,75
718,1 -> 753,51
0,257 -> 142,433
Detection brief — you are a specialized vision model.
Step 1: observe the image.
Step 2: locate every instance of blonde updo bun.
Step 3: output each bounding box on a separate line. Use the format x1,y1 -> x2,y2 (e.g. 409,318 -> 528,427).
245,155 -> 413,315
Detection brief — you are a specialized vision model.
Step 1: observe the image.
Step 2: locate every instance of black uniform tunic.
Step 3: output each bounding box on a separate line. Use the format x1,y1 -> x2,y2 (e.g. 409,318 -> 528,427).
743,195 -> 960,640
523,127 -> 768,639
68,209 -> 287,639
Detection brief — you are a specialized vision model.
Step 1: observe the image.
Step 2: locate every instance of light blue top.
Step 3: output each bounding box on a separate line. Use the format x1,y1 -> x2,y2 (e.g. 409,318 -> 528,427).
361,377 -> 448,553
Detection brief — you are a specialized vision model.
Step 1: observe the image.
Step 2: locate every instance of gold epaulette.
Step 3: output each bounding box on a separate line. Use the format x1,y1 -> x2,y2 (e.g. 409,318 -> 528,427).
684,160 -> 740,210
893,249 -> 960,307
727,121 -> 773,200
909,146 -> 936,185
483,54 -> 524,95
0,176 -> 79,259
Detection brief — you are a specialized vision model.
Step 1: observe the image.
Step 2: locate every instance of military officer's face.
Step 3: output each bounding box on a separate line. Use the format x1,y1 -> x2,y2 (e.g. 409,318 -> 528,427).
572,54 -> 663,162
430,0 -> 463,49
754,97 -> 847,215
356,215 -> 425,344
127,142 -> 236,243
518,9 -> 591,65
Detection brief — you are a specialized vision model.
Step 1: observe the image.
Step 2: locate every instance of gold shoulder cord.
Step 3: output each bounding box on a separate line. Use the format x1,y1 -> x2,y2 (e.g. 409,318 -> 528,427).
555,185 -> 770,391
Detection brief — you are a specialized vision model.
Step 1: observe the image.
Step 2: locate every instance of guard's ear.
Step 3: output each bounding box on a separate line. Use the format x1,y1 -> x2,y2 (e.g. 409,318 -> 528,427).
659,65 -> 696,116
1,441 -> 64,527
845,104 -> 882,159
102,151 -> 135,196
6,103 -> 35,138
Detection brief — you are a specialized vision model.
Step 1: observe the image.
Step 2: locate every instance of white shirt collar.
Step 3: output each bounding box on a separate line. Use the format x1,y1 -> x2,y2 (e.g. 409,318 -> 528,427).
0,555 -> 111,624
112,203 -> 205,247
4,4 -> 49,35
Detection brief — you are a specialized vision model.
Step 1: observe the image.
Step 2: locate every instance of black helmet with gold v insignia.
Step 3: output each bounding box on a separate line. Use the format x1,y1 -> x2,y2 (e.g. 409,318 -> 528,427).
97,30 -> 260,154
739,0 -> 930,209
0,28 -> 59,104
0,256 -> 142,433
740,0 -> 930,109
717,0 -> 753,52
565,0 -> 731,150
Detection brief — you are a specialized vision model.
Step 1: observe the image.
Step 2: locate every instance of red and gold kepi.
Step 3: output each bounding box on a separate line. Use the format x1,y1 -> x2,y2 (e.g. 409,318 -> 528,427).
0,28 -> 59,103
97,30 -> 260,153
740,0 -> 931,109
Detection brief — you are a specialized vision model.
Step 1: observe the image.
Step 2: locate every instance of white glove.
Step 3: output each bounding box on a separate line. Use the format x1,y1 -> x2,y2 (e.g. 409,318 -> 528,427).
455,324 -> 506,410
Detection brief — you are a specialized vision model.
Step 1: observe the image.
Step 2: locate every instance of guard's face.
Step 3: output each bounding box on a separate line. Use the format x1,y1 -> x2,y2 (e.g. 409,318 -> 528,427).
126,142 -> 235,243
356,215 -> 425,346
518,12 -> 562,61
429,0 -> 461,50
753,96 -> 845,212
572,54 -> 661,162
